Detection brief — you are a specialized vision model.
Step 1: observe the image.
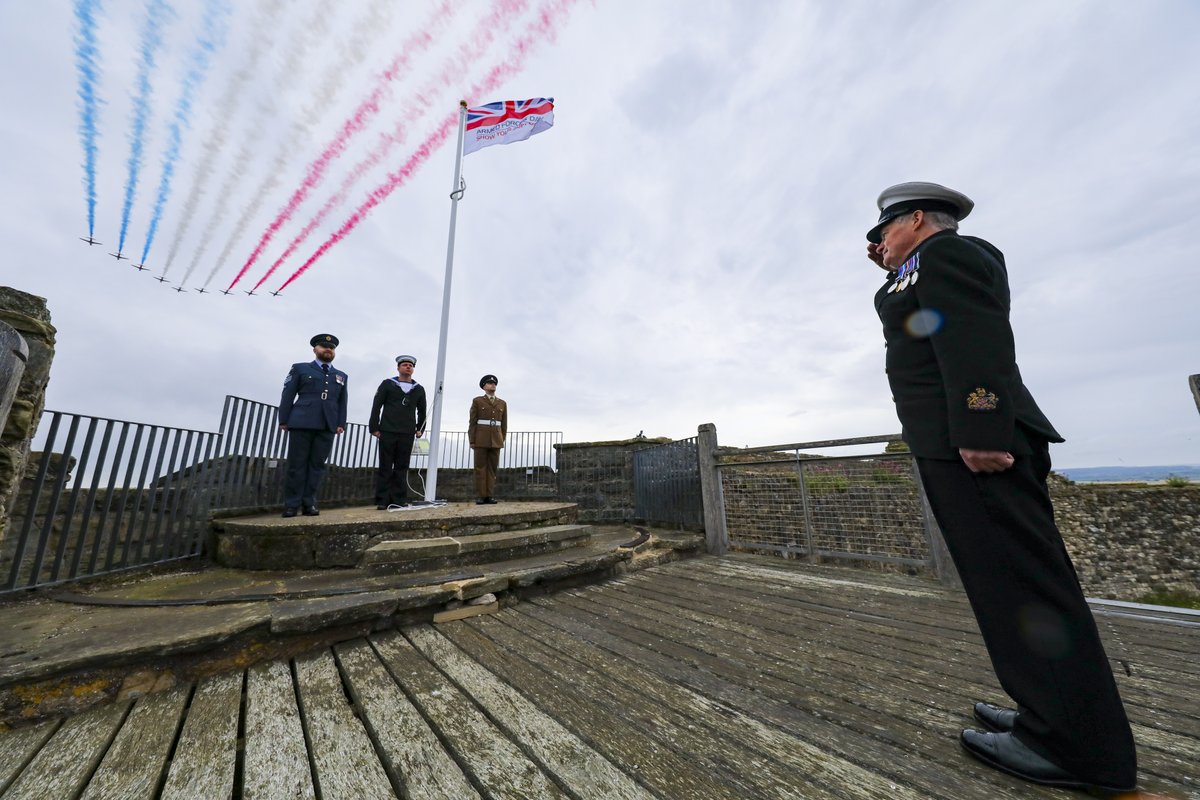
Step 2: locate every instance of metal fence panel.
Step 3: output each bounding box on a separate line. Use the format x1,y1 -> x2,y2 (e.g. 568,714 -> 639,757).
2,395 -> 564,593
633,437 -> 703,530
2,411 -> 214,593
719,444 -> 931,568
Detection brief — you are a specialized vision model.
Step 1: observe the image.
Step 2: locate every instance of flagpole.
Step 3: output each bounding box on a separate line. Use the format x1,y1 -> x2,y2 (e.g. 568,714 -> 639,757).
423,101 -> 468,503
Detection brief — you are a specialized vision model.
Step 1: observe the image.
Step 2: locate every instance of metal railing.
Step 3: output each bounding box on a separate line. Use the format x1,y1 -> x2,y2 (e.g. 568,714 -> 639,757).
1,395 -> 562,593
2,411 -> 220,593
715,435 -> 937,569
633,437 -> 703,529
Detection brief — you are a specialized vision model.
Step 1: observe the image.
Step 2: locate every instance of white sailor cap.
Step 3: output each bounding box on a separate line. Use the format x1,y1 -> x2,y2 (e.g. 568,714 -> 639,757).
395,355 -> 417,366
867,182 -> 974,243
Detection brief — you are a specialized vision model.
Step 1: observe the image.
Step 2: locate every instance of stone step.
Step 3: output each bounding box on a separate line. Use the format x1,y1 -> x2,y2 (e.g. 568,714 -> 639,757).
362,524 -> 593,574
214,501 -> 579,570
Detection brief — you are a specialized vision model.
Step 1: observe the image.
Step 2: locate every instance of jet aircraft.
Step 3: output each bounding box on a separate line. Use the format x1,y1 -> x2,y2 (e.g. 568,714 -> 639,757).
79,236 -> 102,246
194,288 -> 208,294
109,250 -> 128,261
131,262 -> 148,272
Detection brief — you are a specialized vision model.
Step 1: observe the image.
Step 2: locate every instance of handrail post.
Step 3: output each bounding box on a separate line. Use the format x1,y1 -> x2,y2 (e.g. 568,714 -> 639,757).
696,423 -> 728,555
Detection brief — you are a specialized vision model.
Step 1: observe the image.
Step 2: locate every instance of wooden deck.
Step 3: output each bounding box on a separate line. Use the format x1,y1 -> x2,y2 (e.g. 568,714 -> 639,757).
0,555 -> 1196,799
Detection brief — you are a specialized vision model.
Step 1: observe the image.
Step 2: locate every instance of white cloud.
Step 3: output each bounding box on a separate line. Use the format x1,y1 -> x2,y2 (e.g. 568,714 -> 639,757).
1,0 -> 1197,468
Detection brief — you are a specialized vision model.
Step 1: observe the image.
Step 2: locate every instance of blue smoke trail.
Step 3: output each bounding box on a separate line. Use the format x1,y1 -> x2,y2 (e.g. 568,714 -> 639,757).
73,0 -> 104,239
139,0 -> 230,267
116,0 -> 174,256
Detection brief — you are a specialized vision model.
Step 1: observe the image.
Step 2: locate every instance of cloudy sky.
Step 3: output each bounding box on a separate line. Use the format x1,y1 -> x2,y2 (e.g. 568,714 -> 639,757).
1,0 -> 1197,468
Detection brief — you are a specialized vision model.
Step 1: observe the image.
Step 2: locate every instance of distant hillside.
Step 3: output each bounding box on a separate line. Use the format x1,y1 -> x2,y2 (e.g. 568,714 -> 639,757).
1057,465 -> 1200,483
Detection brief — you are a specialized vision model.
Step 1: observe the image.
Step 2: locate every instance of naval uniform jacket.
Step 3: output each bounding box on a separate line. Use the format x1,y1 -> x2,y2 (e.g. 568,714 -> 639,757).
874,230 -> 1062,459
468,395 -> 507,449
369,379 -> 427,435
279,361 -> 348,431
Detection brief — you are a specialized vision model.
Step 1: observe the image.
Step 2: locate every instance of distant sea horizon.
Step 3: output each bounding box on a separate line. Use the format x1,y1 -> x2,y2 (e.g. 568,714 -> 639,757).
1056,464 -> 1200,483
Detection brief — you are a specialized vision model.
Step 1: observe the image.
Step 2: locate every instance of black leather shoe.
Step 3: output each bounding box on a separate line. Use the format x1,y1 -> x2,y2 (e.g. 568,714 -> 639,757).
483,497 -> 498,504
302,506 -> 319,516
476,498 -> 487,505
282,508 -> 298,518
973,702 -> 1017,733
960,730 -> 1135,794
376,504 -> 387,510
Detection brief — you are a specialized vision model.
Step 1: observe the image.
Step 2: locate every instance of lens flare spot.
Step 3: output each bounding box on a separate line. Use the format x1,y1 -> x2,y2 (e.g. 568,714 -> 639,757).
1018,603 -> 1072,660
904,308 -> 944,338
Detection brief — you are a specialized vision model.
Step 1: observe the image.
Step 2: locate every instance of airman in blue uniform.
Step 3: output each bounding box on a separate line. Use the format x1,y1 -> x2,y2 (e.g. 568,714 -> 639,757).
279,333 -> 348,517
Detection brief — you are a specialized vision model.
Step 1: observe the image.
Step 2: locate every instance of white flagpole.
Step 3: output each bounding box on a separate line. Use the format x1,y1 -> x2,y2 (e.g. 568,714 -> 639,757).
424,101 -> 468,503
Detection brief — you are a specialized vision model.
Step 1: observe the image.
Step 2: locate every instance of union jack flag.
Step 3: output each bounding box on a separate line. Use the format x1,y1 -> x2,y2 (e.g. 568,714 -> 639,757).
463,97 -> 555,156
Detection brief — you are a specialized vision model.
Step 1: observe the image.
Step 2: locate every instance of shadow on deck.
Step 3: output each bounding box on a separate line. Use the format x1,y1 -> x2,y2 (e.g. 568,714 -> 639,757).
0,554 -> 1196,799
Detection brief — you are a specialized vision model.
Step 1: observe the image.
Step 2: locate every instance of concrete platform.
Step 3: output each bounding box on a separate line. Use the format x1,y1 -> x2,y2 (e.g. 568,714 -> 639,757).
362,524 -> 593,573
214,501 -> 579,569
0,525 -> 702,726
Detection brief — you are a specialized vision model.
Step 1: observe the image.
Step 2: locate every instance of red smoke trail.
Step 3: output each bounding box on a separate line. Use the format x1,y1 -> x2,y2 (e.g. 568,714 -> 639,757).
224,0 -> 461,291
251,0 -> 532,292
274,0 -> 577,294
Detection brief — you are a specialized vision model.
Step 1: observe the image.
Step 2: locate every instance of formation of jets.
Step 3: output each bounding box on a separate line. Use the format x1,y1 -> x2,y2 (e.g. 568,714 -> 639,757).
78,236 -> 281,296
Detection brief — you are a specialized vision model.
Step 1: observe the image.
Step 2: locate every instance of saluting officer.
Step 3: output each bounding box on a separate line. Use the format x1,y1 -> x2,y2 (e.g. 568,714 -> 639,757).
867,182 -> 1137,794
369,355 -> 427,509
279,334 -> 348,517
468,374 -> 507,504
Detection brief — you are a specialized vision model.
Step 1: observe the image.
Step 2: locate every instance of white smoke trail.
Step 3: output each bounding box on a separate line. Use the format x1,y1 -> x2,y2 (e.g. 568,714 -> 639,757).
155,0 -> 285,276
193,0 -> 397,288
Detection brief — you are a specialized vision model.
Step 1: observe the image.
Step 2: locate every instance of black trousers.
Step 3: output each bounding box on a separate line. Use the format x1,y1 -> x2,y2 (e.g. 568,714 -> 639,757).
375,431 -> 416,505
283,428 -> 335,509
917,443 -> 1136,786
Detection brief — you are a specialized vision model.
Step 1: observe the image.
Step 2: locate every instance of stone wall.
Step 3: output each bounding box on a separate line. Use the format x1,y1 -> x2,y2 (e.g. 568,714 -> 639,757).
0,288 -> 55,551
555,438 -> 667,523
1049,478 -> 1200,599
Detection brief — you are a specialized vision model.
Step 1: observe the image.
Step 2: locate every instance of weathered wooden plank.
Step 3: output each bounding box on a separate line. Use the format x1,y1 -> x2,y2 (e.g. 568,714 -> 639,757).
159,671 -> 242,800
405,624 -> 655,800
0,718 -> 60,794
432,600 -> 499,624
80,684 -> 189,800
332,640 -> 481,800
500,604 -> 1004,800
641,566 -> 1200,736
369,629 -> 568,800
584,576 -> 1200,783
519,596 -> 1058,799
242,659 -> 315,800
450,611 -> 841,800
653,563 -> 1200,721
2,700 -> 129,800
292,649 -> 397,799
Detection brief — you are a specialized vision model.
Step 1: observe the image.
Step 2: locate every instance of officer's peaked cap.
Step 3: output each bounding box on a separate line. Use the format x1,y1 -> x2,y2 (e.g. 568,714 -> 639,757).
310,333 -> 339,348
480,374 -> 498,388
867,182 -> 974,243
395,355 -> 417,366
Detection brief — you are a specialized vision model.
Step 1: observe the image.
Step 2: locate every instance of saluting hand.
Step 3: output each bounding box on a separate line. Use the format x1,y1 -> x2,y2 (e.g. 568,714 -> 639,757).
336,426 -> 345,434
866,242 -> 889,271
959,448 -> 1015,473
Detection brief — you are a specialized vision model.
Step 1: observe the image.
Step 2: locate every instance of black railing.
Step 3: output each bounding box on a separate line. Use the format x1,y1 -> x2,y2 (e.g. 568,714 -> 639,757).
3,411 -> 220,593
633,437 -> 703,530
1,396 -> 562,593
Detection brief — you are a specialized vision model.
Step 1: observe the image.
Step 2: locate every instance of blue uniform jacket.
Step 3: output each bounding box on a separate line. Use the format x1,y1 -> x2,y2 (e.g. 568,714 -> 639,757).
279,361 -> 349,431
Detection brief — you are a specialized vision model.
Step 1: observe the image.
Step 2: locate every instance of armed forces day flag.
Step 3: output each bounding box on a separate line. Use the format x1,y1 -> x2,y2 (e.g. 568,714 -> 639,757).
463,97 -> 555,155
